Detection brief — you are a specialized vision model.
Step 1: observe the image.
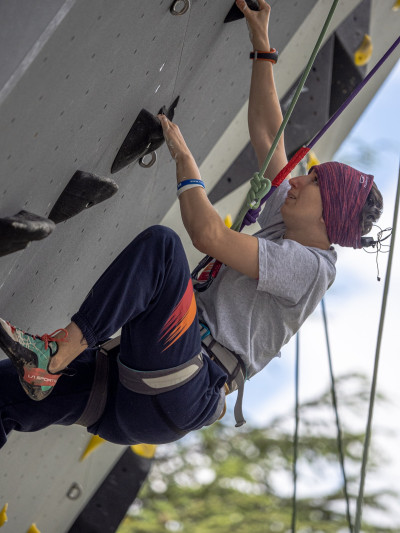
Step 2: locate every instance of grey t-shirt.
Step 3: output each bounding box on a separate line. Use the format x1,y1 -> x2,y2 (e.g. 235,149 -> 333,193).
196,180 -> 337,379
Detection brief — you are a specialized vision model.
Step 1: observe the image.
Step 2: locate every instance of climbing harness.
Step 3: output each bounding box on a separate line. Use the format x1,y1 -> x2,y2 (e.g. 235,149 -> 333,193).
75,336 -> 204,428
192,28 -> 400,290
75,322 -> 244,428
200,322 -> 247,427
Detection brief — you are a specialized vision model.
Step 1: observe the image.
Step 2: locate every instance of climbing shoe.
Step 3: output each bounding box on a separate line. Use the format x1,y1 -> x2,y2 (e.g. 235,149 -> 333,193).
0,318 -> 72,401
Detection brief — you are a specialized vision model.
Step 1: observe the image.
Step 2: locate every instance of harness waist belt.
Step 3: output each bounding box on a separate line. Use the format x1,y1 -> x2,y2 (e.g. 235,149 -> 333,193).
75,336 -> 204,428
117,352 -> 203,395
199,323 -> 247,427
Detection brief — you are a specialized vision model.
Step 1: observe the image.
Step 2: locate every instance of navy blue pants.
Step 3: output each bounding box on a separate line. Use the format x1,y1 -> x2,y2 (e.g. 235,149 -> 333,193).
0,226 -> 227,448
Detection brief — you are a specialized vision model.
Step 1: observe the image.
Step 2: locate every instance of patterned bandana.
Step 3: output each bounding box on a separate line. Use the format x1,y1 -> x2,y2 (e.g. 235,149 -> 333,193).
310,162 -> 374,249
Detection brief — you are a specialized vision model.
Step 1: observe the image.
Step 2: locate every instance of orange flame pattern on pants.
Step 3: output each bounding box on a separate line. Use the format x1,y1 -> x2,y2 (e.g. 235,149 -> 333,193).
160,279 -> 197,351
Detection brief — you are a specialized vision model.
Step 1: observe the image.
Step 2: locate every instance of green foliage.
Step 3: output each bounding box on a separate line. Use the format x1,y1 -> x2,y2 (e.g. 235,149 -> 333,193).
117,374 -> 399,533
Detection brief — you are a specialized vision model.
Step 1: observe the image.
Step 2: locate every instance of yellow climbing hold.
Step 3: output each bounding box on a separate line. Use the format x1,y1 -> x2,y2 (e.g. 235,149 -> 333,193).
80,435 -> 106,461
131,444 -> 157,459
392,0 -> 400,11
27,524 -> 41,533
354,34 -> 373,66
224,214 -> 232,228
0,504 -> 8,527
306,150 -> 320,170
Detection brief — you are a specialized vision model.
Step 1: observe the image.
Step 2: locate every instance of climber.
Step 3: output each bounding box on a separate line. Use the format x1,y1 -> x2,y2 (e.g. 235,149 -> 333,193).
0,0 -> 383,447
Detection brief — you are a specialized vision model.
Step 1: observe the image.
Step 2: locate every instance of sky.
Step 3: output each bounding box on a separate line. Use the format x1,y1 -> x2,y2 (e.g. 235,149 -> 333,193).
241,57 -> 400,526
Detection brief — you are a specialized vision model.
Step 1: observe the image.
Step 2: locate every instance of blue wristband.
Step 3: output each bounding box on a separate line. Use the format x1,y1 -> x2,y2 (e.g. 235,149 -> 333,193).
177,179 -> 205,191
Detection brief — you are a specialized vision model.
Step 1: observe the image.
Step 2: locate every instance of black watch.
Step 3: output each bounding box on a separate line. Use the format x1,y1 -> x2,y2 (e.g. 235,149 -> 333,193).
250,48 -> 278,64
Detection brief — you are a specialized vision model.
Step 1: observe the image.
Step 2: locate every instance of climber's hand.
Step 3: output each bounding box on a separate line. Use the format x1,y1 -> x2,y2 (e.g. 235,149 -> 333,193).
236,0 -> 271,51
158,114 -> 191,162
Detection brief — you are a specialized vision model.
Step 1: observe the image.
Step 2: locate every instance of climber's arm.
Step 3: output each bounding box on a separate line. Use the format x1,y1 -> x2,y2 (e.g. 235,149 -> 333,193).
159,116 -> 259,279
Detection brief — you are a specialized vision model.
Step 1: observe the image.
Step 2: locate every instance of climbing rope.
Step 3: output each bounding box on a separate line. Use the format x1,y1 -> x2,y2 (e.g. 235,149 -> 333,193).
291,332 -> 300,533
291,301 -> 353,533
354,163 -> 400,532
321,298 -> 353,533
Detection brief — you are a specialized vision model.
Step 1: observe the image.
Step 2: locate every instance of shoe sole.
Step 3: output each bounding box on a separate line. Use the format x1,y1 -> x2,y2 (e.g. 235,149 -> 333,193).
0,319 -> 54,401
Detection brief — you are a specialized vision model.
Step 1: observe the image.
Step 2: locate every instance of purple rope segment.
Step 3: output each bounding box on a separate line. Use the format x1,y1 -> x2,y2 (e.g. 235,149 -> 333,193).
309,35 -> 400,149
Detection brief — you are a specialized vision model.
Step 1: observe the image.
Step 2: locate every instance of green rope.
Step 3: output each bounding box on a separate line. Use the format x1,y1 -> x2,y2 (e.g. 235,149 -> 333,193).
354,163 -> 400,532
232,0 -> 340,231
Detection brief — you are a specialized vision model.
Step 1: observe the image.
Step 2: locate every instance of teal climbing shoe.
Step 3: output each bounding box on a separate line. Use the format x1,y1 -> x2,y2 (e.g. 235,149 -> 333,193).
0,318 -> 70,401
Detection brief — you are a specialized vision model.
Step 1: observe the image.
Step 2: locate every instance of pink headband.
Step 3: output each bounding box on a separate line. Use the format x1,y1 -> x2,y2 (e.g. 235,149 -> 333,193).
310,162 -> 374,248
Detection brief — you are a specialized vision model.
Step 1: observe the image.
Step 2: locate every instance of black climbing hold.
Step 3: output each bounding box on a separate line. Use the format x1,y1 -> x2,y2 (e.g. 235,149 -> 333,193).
224,0 -> 259,23
49,170 -> 119,224
0,211 -> 55,257
111,96 -> 180,174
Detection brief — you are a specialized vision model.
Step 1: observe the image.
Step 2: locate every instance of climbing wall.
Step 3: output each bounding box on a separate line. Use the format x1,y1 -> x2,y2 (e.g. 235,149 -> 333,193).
0,0 -> 399,531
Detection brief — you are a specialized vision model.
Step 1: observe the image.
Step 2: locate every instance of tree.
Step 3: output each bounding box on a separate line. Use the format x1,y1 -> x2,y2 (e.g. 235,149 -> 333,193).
117,374 -> 399,533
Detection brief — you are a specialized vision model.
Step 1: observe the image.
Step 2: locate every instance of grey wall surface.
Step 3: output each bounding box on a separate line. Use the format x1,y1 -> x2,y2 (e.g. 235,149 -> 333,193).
0,0 -> 399,531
